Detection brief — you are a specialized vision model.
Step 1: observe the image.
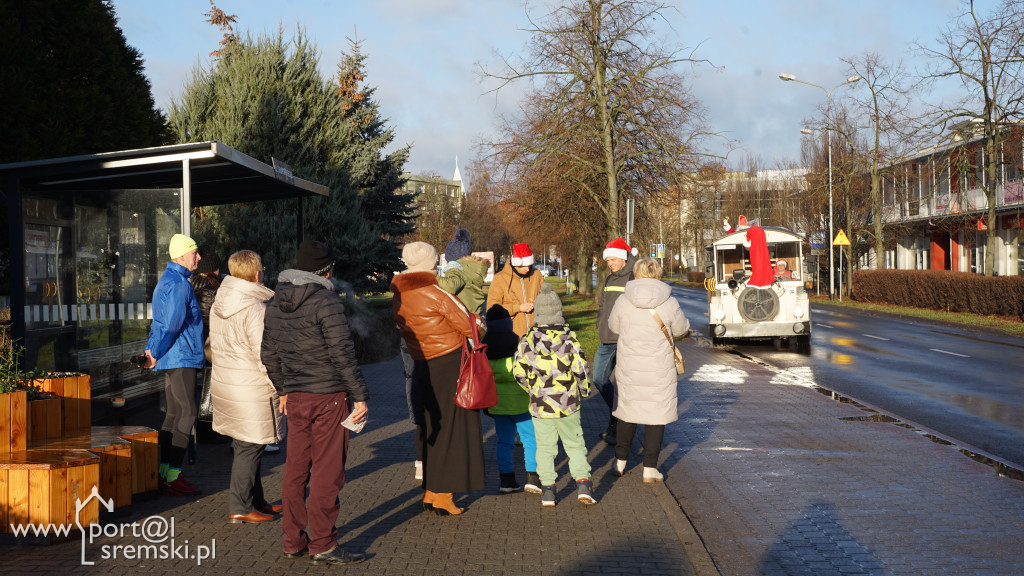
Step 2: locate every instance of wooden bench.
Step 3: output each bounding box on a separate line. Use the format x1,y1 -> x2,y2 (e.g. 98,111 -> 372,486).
1,376 -> 158,539
29,426 -> 158,509
0,449 -> 100,538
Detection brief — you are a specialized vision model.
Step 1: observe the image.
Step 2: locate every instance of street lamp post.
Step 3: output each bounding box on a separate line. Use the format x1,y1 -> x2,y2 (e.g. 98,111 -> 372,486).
779,72 -> 860,300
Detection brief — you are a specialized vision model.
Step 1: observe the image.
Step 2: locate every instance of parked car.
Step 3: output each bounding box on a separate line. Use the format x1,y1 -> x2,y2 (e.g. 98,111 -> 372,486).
534,264 -> 555,277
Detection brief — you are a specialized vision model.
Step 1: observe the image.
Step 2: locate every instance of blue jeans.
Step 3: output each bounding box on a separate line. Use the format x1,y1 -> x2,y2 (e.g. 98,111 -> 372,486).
493,413 -> 536,474
400,338 -> 425,460
591,343 -> 617,414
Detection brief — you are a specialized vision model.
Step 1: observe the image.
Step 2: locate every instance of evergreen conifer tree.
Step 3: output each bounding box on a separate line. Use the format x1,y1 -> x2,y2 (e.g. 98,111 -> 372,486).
0,0 -> 168,162
330,38 -> 415,290
167,29 -> 410,290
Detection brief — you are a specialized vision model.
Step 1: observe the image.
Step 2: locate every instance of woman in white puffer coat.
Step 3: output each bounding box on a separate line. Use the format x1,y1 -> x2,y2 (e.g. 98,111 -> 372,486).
210,250 -> 284,523
607,258 -> 689,483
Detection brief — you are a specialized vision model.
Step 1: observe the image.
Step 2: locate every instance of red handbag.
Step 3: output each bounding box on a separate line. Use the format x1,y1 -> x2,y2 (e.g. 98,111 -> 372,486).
454,315 -> 497,410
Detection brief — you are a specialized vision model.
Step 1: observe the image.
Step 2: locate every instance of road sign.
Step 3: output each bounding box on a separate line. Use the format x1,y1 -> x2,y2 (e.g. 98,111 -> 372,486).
833,229 -> 851,246
810,232 -> 826,250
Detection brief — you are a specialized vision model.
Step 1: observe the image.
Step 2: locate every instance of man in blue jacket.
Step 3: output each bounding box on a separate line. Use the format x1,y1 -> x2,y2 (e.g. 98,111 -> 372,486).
143,233 -> 205,496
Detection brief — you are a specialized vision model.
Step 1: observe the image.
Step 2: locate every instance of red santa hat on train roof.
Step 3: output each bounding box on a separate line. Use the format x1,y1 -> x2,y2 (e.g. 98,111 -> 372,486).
745,226 -> 774,288
510,243 -> 535,266
603,238 -> 631,260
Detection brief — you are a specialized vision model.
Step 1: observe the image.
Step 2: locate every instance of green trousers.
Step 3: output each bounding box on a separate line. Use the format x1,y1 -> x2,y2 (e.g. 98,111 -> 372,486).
532,412 -> 591,486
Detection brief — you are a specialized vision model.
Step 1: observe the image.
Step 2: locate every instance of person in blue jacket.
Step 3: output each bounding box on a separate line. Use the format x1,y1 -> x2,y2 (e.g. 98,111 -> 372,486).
143,233 -> 206,496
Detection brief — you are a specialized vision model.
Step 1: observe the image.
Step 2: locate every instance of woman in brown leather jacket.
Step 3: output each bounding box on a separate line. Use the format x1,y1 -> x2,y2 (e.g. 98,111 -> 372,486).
391,242 -> 486,516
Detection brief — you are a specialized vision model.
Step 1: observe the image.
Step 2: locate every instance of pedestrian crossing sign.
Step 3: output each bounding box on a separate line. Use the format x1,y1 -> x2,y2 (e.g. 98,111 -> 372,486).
833,229 -> 851,246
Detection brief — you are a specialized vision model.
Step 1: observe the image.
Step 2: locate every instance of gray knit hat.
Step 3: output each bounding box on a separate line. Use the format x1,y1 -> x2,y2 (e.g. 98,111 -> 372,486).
532,283 -> 564,326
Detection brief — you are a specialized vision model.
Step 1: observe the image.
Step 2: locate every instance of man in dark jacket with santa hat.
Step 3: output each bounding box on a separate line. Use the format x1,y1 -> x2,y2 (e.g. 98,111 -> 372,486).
593,237 -> 637,445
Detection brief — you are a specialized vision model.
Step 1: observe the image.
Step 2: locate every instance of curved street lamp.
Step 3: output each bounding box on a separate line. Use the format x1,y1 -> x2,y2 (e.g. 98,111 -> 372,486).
779,73 -> 861,300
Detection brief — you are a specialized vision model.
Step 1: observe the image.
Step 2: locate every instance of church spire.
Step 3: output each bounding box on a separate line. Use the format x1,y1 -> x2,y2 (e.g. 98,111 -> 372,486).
452,156 -> 462,181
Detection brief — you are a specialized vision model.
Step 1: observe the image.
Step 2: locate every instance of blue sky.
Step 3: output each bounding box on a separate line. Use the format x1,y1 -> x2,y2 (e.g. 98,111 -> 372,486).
111,0 -> 965,179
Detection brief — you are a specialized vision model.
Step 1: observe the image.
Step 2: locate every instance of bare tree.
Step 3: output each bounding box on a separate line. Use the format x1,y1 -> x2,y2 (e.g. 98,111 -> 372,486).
800,104 -> 878,294
479,0 -> 715,259
842,52 -> 920,267
407,171 -> 460,251
916,0 -> 1024,276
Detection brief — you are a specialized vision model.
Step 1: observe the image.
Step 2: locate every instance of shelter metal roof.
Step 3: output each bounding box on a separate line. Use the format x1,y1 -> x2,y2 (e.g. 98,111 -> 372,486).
0,141 -> 328,205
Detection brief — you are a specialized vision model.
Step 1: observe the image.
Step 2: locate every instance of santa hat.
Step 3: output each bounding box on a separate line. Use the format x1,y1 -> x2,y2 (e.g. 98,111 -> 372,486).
745,226 -> 774,288
510,243 -> 534,267
603,238 -> 630,261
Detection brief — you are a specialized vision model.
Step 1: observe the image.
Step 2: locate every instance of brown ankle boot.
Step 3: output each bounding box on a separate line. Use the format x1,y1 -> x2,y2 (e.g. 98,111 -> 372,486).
430,492 -> 463,516
422,490 -> 436,512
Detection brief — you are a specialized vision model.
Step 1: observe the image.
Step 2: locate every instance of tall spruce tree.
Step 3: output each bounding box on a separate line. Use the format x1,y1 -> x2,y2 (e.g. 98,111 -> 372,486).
331,38 -> 415,290
167,28 -> 409,291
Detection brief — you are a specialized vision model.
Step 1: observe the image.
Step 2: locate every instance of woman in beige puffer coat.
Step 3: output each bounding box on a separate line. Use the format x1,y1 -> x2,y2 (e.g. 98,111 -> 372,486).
607,258 -> 689,484
210,250 -> 284,523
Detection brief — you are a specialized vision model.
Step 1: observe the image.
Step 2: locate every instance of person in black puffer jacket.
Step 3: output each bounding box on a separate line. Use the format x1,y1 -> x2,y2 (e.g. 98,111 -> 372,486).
189,249 -> 222,341
261,241 -> 369,566
188,249 -> 222,455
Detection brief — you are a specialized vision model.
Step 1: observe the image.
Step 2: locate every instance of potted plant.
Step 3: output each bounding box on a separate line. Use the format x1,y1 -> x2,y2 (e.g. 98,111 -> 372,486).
1,331 -> 64,447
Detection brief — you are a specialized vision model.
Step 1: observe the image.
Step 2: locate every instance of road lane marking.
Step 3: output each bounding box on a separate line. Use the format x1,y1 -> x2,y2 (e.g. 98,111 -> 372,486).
816,323 -> 834,329
930,348 -> 970,358
863,334 -> 890,341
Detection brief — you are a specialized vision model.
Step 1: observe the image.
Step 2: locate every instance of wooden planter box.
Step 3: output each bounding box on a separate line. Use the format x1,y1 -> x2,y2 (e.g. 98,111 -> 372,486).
1,391 -> 27,455
23,374 -> 91,433
28,397 -> 62,443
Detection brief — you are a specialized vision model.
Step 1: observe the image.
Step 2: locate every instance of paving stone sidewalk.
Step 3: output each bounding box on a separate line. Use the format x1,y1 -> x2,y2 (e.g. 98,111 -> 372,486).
0,355 -> 711,576
665,339 -> 1024,576
7,339 -> 1022,575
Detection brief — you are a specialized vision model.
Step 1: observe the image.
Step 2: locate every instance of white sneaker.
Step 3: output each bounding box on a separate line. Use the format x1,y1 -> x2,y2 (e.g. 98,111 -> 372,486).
613,459 -> 627,476
642,467 -> 663,483
414,460 -> 423,481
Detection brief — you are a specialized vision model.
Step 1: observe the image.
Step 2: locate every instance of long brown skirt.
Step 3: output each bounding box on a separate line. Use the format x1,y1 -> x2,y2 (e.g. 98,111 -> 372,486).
418,350 -> 486,493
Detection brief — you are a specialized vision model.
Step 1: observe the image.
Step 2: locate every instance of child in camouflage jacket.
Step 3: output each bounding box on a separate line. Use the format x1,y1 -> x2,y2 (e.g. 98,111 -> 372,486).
512,283 -> 596,506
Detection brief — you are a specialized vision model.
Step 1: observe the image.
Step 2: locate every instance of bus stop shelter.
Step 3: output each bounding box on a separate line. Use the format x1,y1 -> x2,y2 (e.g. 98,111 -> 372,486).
1,141 -> 327,405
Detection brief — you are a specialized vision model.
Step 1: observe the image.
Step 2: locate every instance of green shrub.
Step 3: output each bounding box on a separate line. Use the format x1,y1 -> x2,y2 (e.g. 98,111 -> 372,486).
852,270 -> 1024,319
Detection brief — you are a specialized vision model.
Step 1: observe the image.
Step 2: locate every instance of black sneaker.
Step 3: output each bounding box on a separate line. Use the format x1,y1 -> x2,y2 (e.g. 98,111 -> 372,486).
499,472 -> 522,494
576,478 -> 597,505
524,471 -> 542,494
309,547 -> 365,566
601,425 -> 617,446
541,484 -> 556,507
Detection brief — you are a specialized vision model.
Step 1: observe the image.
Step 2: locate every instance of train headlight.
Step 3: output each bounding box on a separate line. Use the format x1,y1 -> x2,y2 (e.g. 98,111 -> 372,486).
714,307 -> 725,321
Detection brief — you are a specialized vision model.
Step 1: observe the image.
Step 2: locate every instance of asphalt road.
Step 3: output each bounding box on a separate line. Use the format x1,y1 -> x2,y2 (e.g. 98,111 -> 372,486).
672,284 -> 1024,469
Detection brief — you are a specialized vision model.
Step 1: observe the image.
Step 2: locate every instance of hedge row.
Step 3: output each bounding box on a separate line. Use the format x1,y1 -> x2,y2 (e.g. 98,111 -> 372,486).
852,269 -> 1024,319
686,271 -> 705,284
